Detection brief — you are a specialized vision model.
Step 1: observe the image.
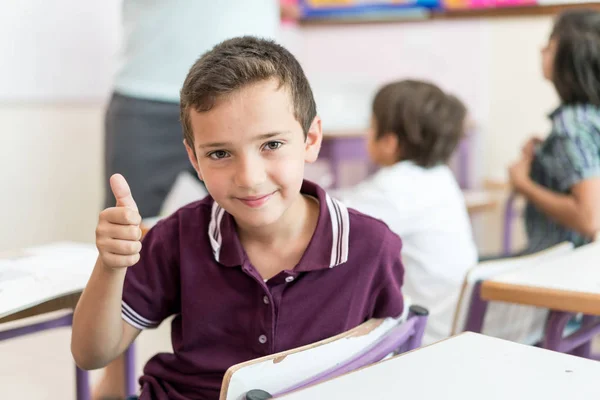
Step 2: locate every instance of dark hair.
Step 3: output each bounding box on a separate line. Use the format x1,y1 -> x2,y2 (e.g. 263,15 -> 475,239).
550,9 -> 600,106
372,80 -> 467,168
180,36 -> 316,149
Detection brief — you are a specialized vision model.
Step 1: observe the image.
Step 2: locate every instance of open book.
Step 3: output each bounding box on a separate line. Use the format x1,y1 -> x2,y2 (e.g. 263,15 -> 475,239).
0,242 -> 98,319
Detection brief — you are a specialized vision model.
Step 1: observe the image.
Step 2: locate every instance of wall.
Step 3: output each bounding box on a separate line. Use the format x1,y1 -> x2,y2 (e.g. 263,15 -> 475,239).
0,104 -> 104,251
0,13 -> 560,254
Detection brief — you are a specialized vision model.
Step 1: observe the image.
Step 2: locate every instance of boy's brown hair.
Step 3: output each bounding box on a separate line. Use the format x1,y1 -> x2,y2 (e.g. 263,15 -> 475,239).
372,80 -> 467,168
180,36 -> 316,151
550,9 -> 600,106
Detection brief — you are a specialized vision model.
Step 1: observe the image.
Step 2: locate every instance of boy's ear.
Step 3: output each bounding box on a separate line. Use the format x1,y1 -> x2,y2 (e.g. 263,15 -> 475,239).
304,116 -> 323,164
184,139 -> 204,181
381,132 -> 401,160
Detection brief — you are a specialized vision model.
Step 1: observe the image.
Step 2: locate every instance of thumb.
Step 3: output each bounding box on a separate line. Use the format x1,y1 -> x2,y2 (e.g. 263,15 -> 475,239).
110,174 -> 138,211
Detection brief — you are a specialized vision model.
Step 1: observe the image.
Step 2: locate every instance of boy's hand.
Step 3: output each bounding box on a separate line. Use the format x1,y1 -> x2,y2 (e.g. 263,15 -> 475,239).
96,174 -> 142,269
508,156 -> 532,193
522,136 -> 543,159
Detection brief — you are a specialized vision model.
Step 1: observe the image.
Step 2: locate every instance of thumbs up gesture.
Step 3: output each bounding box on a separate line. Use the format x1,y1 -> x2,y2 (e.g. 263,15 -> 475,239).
96,174 -> 143,269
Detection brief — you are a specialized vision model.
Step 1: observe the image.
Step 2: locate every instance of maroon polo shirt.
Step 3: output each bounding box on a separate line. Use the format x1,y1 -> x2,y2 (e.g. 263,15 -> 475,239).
122,180 -> 404,400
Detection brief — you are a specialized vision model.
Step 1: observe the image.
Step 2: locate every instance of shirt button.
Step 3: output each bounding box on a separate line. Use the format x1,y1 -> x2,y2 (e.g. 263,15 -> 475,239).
258,334 -> 268,344
263,295 -> 270,305
285,276 -> 294,283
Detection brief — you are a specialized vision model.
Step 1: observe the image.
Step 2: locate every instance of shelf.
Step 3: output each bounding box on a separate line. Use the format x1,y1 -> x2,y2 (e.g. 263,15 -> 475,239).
298,2 -> 600,25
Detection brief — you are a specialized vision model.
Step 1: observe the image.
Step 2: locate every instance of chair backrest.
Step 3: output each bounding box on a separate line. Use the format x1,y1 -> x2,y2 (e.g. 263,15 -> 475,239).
502,192 -> 519,255
451,242 -> 574,344
220,306 -> 428,400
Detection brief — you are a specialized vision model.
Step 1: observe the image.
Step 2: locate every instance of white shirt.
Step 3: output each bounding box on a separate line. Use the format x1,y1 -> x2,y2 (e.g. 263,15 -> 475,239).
333,161 -> 478,345
114,0 -> 280,102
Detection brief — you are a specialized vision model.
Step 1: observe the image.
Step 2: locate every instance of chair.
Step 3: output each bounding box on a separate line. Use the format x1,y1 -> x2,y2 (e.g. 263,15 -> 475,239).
452,242 -> 600,359
471,179 -> 517,255
220,305 -> 428,400
502,192 -> 519,255
451,242 -> 574,344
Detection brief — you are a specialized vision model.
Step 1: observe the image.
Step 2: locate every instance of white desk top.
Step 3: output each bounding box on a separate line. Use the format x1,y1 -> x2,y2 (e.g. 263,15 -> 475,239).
491,241 -> 600,293
463,189 -> 496,213
0,242 -> 97,319
482,241 -> 600,314
463,189 -> 494,206
278,332 -> 600,399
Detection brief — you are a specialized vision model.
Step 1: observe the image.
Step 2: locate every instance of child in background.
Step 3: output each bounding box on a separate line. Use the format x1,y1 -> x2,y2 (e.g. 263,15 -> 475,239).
333,80 -> 478,345
71,37 -> 405,400
508,9 -> 600,254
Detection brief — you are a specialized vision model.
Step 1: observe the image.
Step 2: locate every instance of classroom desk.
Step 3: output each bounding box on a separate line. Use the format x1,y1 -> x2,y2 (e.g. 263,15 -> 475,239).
0,243 -> 136,399
0,292 -> 81,324
481,241 -> 600,315
477,242 -> 600,354
463,189 -> 497,215
0,291 -> 92,400
278,332 -> 600,399
0,297 -> 138,400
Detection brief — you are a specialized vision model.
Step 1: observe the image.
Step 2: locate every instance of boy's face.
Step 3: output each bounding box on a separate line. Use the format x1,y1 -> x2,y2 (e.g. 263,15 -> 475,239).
367,116 -> 400,167
541,38 -> 557,82
185,79 -> 322,230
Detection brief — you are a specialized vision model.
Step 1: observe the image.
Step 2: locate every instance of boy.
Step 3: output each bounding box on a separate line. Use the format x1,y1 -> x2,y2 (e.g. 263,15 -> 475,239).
333,80 -> 478,345
71,37 -> 405,400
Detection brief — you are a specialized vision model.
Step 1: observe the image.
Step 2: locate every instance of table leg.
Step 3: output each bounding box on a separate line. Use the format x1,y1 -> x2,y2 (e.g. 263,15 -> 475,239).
125,344 -> 137,396
543,311 -> 572,352
464,282 -> 489,333
75,365 -> 90,400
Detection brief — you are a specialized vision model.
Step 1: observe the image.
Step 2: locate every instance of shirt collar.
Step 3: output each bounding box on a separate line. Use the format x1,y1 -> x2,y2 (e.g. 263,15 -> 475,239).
207,180 -> 350,270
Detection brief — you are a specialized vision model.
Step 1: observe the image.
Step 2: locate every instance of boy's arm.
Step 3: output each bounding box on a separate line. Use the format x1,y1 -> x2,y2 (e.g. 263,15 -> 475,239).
511,132 -> 600,239
71,174 -> 143,370
72,259 -> 141,369
514,177 -> 600,238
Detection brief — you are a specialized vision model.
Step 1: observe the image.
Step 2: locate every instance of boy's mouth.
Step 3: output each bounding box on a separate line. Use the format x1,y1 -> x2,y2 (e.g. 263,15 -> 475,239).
236,191 -> 276,208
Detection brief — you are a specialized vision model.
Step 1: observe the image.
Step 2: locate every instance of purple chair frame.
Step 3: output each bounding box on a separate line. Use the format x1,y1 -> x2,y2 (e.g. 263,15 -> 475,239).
0,312 -> 137,399
319,136 -> 371,189
502,192 -> 518,256
464,282 -> 600,359
244,305 -> 429,400
320,132 -> 472,190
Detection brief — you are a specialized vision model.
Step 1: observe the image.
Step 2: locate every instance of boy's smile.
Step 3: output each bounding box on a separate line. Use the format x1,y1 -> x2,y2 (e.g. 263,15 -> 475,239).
184,78 -> 322,232
235,190 -> 278,209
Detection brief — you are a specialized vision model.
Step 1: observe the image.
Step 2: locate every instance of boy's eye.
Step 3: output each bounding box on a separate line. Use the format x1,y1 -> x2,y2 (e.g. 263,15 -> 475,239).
264,141 -> 282,151
208,150 -> 229,160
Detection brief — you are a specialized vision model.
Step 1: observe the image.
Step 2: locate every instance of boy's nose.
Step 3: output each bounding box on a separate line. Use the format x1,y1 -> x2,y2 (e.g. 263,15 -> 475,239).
234,156 -> 267,189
